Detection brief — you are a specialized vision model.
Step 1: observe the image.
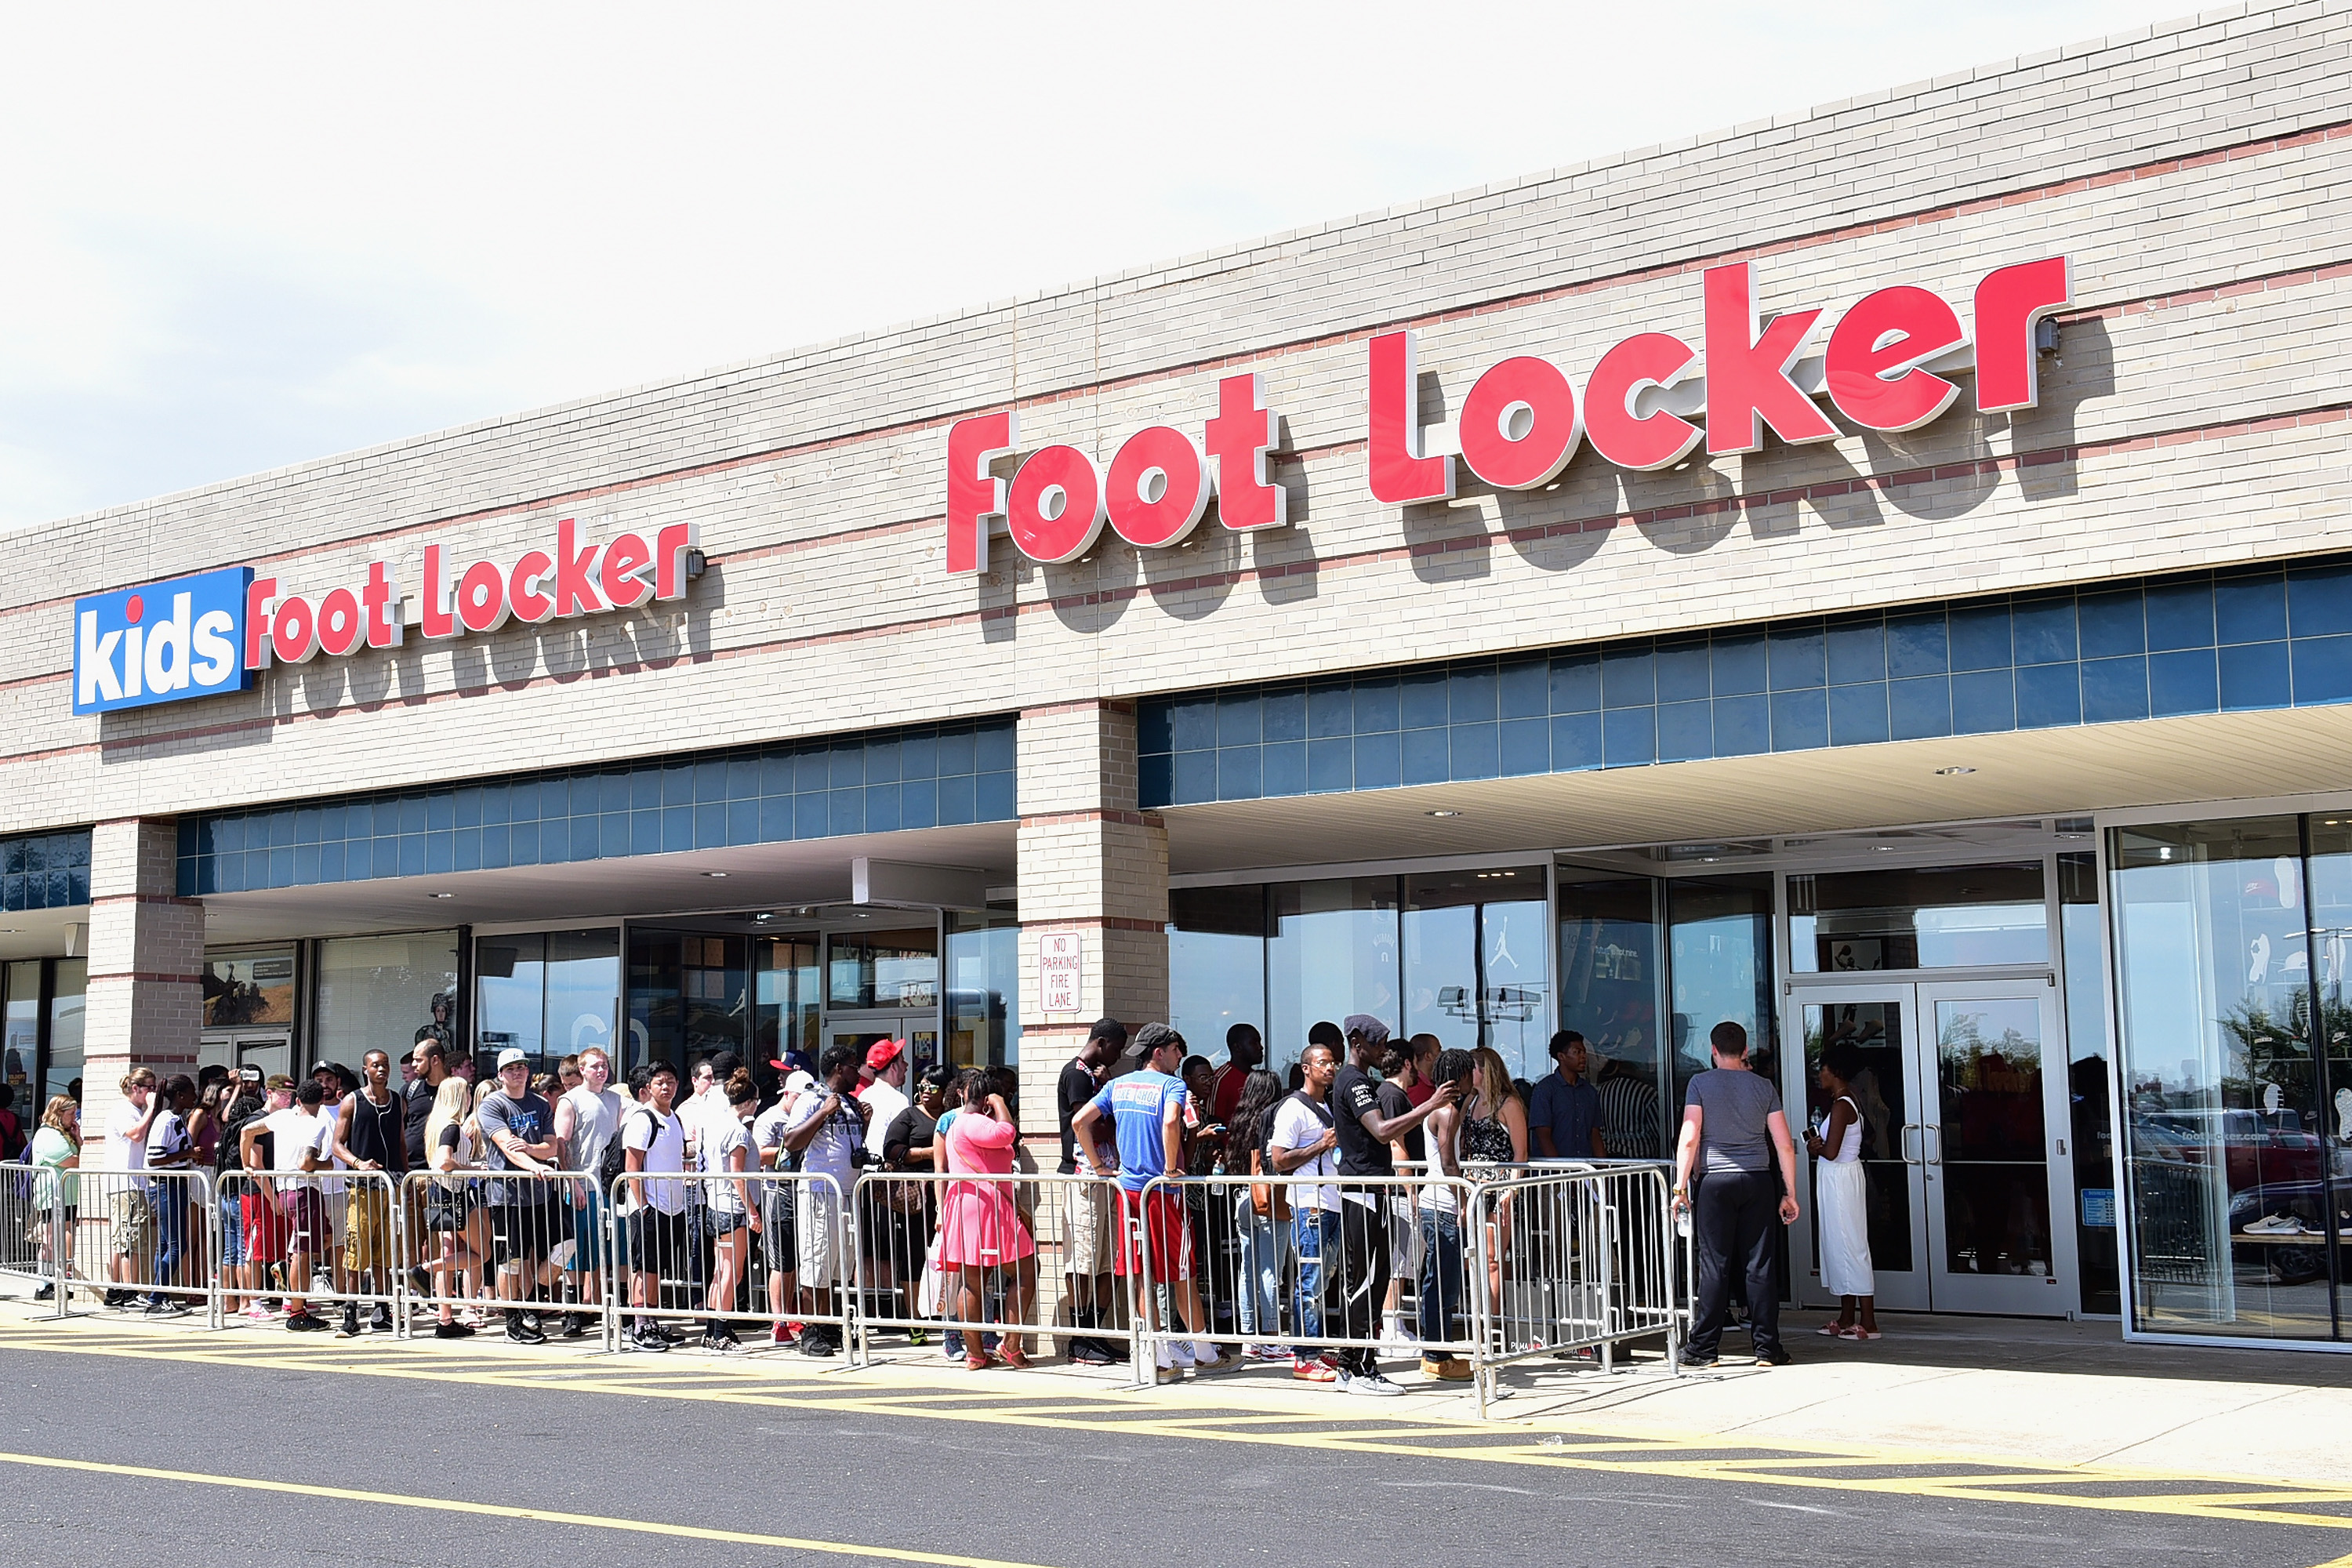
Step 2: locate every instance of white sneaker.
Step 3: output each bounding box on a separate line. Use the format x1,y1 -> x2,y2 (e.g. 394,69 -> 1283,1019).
1345,1372 -> 1405,1397
1192,1339 -> 1221,1367
2244,1214 -> 2310,1236
1170,1340 -> 1196,1370
1380,1326 -> 1418,1350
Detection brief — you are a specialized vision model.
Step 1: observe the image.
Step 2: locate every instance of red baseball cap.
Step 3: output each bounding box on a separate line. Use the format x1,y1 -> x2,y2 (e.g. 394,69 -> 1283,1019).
865,1039 -> 906,1072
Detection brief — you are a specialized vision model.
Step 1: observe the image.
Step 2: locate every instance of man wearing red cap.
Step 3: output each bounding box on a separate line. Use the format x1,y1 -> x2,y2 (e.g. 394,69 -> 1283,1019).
857,1040 -> 913,1324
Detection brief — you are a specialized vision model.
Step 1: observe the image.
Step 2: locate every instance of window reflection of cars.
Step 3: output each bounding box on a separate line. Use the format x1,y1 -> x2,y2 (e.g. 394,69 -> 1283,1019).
2136,1107 -> 2321,1189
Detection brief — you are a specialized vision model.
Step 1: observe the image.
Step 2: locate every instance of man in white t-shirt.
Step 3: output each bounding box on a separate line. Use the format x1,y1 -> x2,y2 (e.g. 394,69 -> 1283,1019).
143,1076 -> 201,1316
262,1079 -> 336,1331
101,1069 -> 162,1308
620,1060 -> 689,1354
310,1064 -> 353,1298
554,1044 -> 624,1338
753,1063 -> 815,1346
780,1044 -> 869,1356
854,1040 -> 912,1324
1269,1040 -> 1344,1382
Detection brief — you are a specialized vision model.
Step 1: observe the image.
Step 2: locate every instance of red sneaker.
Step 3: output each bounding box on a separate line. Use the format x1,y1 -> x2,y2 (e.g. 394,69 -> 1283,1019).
772,1320 -> 795,1346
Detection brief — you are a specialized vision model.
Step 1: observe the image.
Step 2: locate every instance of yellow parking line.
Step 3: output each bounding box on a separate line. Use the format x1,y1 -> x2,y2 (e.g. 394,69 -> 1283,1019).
0,1450 -> 1059,1568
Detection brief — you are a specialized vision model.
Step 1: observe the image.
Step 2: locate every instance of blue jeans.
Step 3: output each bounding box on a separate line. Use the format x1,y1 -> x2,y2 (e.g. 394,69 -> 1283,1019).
1417,1207 -> 1465,1345
151,1196 -> 187,1297
1291,1208 -> 1339,1343
1235,1196 -> 1286,1338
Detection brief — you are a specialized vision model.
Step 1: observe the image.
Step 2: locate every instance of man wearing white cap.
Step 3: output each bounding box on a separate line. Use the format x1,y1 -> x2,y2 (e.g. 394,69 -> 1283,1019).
754,1055 -> 817,1345
477,1047 -> 562,1345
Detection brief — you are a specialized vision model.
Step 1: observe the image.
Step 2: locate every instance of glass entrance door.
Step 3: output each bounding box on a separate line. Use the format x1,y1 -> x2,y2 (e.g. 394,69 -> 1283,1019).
1789,980 -> 2073,1315
823,1014 -> 942,1077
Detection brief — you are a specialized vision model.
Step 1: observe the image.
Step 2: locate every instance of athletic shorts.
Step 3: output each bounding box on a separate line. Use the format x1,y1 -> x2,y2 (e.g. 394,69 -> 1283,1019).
1387,1192 -> 1425,1278
344,1186 -> 394,1276
628,1206 -> 689,1276
760,1184 -> 797,1275
281,1188 -> 331,1255
1113,1188 -> 1192,1280
496,1197 -> 560,1265
796,1183 -> 844,1287
706,1207 -> 746,1236
569,1189 -> 607,1272
242,1191 -> 291,1263
108,1189 -> 154,1257
1062,1178 -> 1116,1275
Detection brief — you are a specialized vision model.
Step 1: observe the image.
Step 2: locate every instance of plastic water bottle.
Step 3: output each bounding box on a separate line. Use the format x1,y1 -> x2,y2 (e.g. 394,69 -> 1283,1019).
1675,1196 -> 1693,1241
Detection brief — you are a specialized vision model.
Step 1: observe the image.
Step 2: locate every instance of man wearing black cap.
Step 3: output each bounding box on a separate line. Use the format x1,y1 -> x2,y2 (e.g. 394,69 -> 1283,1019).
1330,1014 -> 1454,1394
1058,1018 -> 1125,1365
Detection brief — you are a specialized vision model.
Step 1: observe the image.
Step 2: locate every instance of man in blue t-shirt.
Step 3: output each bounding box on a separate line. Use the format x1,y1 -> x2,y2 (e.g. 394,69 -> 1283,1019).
1071,1022 -> 1214,1381
1530,1031 -> 1607,1160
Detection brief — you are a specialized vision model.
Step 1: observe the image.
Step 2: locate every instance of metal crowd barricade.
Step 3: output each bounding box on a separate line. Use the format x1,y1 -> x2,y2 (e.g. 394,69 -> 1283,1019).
1465,1160 -> 1683,1414
60,1166 -> 222,1327
604,1168 -> 854,1358
394,1167 -> 605,1344
219,1167 -> 403,1334
849,1168 -> 1140,1376
1139,1171 -> 1481,1388
0,1159 -> 74,1318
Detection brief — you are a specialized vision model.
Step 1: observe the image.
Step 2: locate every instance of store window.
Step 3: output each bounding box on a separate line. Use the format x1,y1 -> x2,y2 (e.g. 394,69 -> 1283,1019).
477,928 -> 619,1073
1402,866 -> 1551,1075
827,927 -> 938,1011
2112,818 -> 2328,1339
314,931 -> 459,1067
44,959 -> 83,1109
1267,878 -> 1400,1070
2059,852 -> 2122,1316
1789,862 -> 2047,972
1170,886 -> 1267,1063
753,935 -> 823,1069
1668,876 -> 1777,1109
1559,876 -> 1662,1156
945,913 -> 1020,1069
3,960 -> 37,1108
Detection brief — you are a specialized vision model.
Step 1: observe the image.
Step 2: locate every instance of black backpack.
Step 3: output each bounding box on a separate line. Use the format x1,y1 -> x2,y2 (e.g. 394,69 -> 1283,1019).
597,1106 -> 660,1195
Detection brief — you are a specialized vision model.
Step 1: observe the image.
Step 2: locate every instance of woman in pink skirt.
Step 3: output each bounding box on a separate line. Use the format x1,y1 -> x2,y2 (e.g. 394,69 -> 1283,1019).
938,1076 -> 1036,1369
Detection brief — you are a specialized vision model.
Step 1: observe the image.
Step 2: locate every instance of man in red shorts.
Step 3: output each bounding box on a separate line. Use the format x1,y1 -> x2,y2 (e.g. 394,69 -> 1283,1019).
1070,1022 -> 1213,1384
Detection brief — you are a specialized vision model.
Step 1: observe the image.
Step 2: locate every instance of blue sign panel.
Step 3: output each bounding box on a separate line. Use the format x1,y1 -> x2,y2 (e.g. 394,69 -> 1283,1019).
71,567 -> 254,716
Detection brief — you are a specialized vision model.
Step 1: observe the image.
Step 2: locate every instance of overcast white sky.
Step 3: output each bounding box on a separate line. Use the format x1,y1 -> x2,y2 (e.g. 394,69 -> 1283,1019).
0,1 -> 2185,530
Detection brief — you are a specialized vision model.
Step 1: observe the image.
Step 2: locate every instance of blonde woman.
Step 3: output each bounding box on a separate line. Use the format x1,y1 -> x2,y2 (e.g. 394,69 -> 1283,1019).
423,1076 -> 488,1338
28,1097 -> 82,1302
1465,1047 -> 1528,1310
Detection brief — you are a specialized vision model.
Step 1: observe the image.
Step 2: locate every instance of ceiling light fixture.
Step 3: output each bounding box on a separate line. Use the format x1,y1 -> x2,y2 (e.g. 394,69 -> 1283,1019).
428,892 -> 455,900
704,870 -> 730,879
1935,766 -> 1976,776
1426,809 -> 1463,818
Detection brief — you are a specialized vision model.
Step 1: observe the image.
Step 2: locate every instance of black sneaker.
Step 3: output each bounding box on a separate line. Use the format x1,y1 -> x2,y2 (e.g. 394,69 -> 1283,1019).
103,1289 -> 130,1308
369,1305 -> 394,1334
1755,1348 -> 1794,1367
339,1306 -> 362,1338
799,1331 -> 837,1358
559,1312 -> 590,1340
517,1308 -> 544,1336
285,1311 -> 332,1333
1069,1340 -> 1116,1366
506,1312 -> 547,1345
31,1283 -> 53,1301
407,1267 -> 432,1299
657,1322 -> 691,1344
630,1322 -> 671,1353
434,1320 -> 476,1340
1679,1354 -> 1719,1370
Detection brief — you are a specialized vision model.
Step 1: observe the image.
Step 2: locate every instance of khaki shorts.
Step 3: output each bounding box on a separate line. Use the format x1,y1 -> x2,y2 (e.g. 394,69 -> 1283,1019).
1061,1178 -> 1115,1276
344,1186 -> 394,1276
796,1184 -> 844,1288
109,1189 -> 154,1258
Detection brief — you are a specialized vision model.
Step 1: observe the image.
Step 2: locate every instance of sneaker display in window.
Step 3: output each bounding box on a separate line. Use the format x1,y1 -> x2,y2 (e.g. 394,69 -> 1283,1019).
2243,1214 -> 2310,1235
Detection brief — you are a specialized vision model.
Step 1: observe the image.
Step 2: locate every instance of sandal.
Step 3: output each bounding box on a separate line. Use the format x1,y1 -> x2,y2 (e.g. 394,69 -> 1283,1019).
999,1341 -> 1029,1370
1850,1327 -> 1883,1341
965,1349 -> 995,1371
1816,1323 -> 1855,1338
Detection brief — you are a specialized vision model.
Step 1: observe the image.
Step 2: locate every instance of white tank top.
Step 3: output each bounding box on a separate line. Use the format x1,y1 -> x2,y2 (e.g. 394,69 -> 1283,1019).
1823,1096 -> 1863,1163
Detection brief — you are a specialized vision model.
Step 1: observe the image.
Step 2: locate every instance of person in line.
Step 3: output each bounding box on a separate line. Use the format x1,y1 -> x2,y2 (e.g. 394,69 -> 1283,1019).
1530,1031 -> 1609,1161
28,1095 -> 81,1302
1465,1047 -> 1529,1312
1226,1068 -> 1293,1363
1071,1022 -> 1214,1384
554,1044 -> 623,1338
252,1077 -> 334,1332
423,1074 -> 485,1338
310,1064 -> 358,1300
1329,1016 -> 1454,1396
696,1069 -> 761,1352
1208,1024 -> 1262,1128
557,1054 -> 584,1095
0,1083 -> 26,1166
883,1065 -> 948,1348
779,1044 -> 868,1357
477,1047 -> 562,1345
1594,1047 -> 1663,1159
143,1075 -> 200,1315
212,1069 -> 267,1316
855,1040 -> 913,1327
234,1075 -> 293,1322
753,1059 -> 814,1346
404,1036 -> 456,1299
1806,1043 -> 1879,1341
329,1049 -> 406,1335
1057,1018 -> 1125,1366
1404,1035 -> 1441,1108
1414,1049 -> 1479,1381
101,1068 -> 162,1308
1674,1020 -> 1799,1370
620,1060 -> 691,1353
1375,1039 -> 1428,1351
938,1073 -> 1036,1370
1270,1041 -> 1342,1382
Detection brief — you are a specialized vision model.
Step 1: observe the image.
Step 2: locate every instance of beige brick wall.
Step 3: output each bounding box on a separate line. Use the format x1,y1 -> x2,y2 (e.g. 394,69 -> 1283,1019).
2,1 -> 2347,841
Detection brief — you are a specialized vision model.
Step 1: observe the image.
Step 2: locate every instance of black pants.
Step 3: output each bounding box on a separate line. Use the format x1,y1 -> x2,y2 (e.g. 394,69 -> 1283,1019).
1686,1171 -> 1783,1361
1334,1196 -> 1390,1376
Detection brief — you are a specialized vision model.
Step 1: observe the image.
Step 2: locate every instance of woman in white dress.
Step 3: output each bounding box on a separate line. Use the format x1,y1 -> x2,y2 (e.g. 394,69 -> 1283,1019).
1805,1043 -> 1879,1341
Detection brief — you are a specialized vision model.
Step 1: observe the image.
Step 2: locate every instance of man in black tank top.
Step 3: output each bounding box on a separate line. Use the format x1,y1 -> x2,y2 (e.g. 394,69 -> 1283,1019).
333,1050 -> 408,1335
